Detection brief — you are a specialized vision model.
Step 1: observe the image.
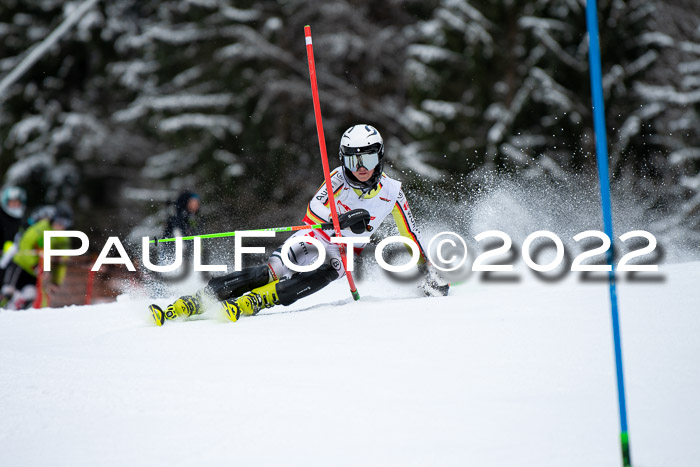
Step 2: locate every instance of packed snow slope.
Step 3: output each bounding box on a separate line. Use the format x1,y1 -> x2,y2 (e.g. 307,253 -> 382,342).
1,263 -> 699,467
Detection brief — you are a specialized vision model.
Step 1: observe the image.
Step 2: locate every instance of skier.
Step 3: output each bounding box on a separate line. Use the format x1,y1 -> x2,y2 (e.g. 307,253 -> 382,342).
150,124 -> 448,326
0,205 -> 73,310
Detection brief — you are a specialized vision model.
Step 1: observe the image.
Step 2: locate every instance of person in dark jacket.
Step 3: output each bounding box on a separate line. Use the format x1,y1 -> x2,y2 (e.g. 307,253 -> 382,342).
0,186 -> 27,283
164,192 -> 202,239
157,192 -> 204,272
0,186 -> 27,252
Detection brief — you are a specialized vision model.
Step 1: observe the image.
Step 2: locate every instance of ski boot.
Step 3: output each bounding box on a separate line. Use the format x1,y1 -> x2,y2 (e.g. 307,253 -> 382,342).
170,294 -> 203,318
222,281 -> 280,322
149,292 -> 204,326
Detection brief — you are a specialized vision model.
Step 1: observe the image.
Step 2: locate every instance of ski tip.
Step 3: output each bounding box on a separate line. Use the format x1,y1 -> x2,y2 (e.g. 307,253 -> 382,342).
149,304 -> 165,326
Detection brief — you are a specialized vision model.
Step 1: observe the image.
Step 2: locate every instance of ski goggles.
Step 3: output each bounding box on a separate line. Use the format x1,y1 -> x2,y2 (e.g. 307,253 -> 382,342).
342,152 -> 379,172
341,145 -> 381,172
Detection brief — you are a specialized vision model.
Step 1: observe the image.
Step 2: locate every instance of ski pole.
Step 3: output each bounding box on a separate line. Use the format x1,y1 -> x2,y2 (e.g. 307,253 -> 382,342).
587,2 -> 631,466
304,25 -> 360,301
149,221 -> 335,244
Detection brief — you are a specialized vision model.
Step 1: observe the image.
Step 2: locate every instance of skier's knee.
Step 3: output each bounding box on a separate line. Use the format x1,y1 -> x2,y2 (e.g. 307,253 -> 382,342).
277,264 -> 338,306
268,238 -> 325,280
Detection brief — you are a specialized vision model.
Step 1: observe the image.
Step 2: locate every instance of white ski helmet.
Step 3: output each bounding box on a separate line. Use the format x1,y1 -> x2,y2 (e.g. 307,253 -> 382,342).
339,124 -> 385,191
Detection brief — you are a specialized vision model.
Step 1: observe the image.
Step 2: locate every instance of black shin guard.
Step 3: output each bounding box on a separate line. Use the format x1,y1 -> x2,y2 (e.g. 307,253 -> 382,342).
206,264 -> 271,301
277,264 -> 338,306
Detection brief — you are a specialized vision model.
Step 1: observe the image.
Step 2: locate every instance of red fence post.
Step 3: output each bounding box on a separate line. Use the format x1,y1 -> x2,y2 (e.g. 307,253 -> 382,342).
85,264 -> 95,305
32,251 -> 44,309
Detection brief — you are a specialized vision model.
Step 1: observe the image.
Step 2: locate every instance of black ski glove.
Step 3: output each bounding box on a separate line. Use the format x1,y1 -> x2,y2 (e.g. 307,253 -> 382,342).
337,209 -> 371,234
418,262 -> 450,297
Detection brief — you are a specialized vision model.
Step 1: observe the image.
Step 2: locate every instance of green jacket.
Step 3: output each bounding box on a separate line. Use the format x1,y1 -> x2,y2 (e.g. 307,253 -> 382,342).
13,219 -> 71,284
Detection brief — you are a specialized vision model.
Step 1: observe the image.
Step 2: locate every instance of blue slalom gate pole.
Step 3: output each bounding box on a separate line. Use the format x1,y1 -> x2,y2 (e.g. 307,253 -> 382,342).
586,1 -> 632,466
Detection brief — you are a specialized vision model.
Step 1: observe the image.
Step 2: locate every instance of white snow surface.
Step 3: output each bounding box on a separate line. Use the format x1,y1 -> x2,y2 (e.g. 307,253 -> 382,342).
1,262 -> 699,467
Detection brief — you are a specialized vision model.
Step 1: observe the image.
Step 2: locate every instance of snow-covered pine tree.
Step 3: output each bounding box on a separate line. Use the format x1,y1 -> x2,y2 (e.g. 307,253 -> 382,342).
108,0 -> 419,231
627,0 -> 700,244
1,0 -> 696,246
405,0 -> 663,182
0,0 -> 156,221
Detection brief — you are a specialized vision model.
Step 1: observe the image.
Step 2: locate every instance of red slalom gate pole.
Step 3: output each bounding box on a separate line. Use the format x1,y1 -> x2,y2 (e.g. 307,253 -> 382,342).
304,25 -> 360,301
85,264 -> 95,305
32,251 -> 45,309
